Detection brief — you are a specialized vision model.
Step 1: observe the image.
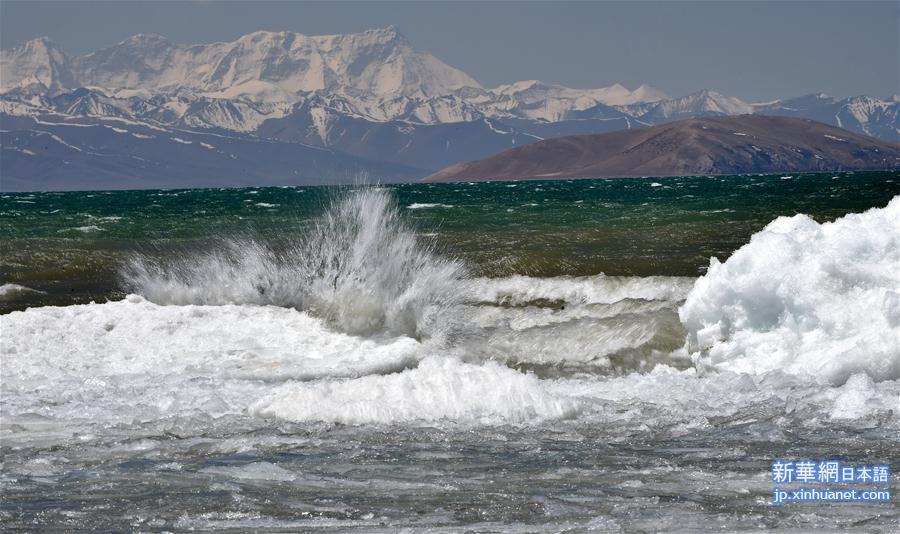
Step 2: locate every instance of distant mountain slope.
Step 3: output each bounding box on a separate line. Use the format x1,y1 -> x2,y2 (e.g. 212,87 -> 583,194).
755,94 -> 900,141
424,116 -> 900,182
255,111 -> 539,171
0,104 -> 424,191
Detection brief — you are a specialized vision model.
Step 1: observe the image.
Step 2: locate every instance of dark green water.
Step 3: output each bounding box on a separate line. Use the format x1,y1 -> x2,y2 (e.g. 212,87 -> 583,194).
1,171 -> 898,313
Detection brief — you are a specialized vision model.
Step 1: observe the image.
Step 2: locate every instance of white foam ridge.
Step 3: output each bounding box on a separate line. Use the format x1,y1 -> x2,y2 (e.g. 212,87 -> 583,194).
0,283 -> 42,299
123,187 -> 465,337
554,365 -> 898,428
1,296 -> 426,427
461,306 -> 684,369
680,196 -> 900,384
251,357 -> 580,425
470,274 -> 695,306
406,203 -> 453,209
2,298 -> 895,432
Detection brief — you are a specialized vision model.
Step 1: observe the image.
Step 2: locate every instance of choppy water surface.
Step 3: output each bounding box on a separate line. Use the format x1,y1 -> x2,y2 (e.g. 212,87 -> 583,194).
2,173 -> 898,531
3,172 -> 899,312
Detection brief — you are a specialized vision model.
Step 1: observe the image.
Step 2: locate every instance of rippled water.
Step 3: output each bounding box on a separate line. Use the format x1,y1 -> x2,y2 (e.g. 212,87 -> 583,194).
2,171 -> 898,313
1,173 -> 898,531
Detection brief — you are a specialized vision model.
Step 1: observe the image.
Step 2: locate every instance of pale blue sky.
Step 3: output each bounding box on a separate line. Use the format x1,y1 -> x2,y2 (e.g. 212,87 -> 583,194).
2,1 -> 897,101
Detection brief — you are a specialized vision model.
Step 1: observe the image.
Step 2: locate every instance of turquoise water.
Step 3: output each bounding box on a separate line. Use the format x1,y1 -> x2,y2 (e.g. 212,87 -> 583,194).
1,171 -> 898,313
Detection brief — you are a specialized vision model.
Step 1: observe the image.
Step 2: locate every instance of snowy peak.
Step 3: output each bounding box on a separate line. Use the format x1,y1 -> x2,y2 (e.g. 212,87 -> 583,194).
689,90 -> 754,114
483,80 -> 668,121
0,36 -> 75,94
343,25 -> 409,46
122,33 -> 172,45
838,95 -> 899,139
629,84 -> 668,104
74,33 -> 182,91
27,27 -> 481,100
290,26 -> 481,97
639,89 -> 754,121
489,80 -> 665,106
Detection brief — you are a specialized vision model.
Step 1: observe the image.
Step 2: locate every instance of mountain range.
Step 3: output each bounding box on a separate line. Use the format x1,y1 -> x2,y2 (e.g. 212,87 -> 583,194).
1,27 -> 898,190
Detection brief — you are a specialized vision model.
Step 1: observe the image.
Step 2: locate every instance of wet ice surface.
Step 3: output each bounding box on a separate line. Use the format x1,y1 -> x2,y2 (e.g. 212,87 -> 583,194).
2,294 -> 897,531
2,405 -> 897,531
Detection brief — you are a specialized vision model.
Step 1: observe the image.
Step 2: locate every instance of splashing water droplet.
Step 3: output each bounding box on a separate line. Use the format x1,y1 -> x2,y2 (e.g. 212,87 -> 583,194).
123,187 -> 467,338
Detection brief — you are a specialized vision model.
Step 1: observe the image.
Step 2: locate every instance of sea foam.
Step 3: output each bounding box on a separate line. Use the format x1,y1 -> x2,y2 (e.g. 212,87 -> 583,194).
251,357 -> 579,425
2,296 -> 894,434
124,188 -> 465,338
470,274 -> 695,306
680,196 -> 900,384
0,296 -> 426,428
0,283 -> 42,299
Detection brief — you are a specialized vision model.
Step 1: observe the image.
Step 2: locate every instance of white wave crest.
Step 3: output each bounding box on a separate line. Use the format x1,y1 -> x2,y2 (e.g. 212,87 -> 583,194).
3,297 -> 893,438
0,296 -> 426,428
470,274 -> 695,306
406,203 -> 453,209
0,283 -> 42,300
124,188 -> 465,337
251,357 -> 580,426
680,196 -> 900,384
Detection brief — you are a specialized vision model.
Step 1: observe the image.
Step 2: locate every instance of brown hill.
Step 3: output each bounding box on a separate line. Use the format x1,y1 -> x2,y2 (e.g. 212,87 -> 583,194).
423,115 -> 900,182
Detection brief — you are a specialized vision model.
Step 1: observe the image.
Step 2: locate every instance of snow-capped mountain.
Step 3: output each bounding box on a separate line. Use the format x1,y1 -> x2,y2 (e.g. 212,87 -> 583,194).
754,93 -> 899,141
0,28 -> 669,124
2,27 -> 897,189
3,28 -> 481,101
629,90 -> 755,123
836,96 -> 900,140
0,37 -> 76,95
472,80 -> 668,122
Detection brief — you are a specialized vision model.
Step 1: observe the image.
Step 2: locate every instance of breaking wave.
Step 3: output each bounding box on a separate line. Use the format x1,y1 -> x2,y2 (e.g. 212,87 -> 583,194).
124,187 -> 466,337
252,357 -> 580,425
469,274 -> 694,306
0,283 -> 42,300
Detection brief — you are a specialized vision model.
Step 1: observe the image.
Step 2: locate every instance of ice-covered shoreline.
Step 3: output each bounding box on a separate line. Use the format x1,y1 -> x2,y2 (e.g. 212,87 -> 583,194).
3,196 -> 899,432
2,290 -> 896,431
